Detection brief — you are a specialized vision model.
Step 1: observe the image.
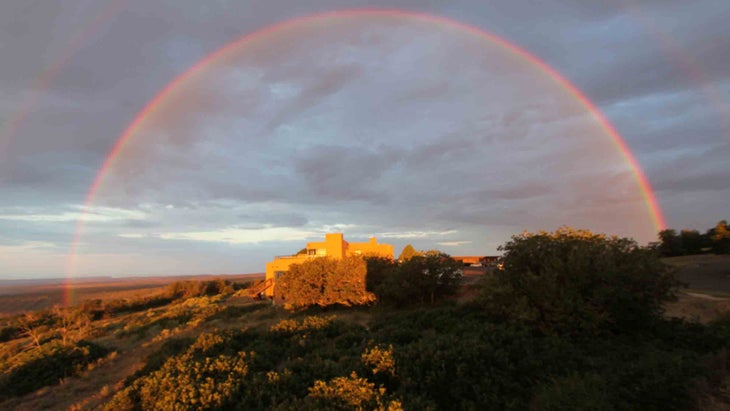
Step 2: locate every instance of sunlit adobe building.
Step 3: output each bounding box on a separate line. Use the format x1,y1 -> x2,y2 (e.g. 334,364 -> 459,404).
259,233 -> 393,298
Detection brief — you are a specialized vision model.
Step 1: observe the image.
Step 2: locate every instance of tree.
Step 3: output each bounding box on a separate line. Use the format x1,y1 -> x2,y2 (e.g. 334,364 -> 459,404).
658,229 -> 682,256
17,312 -> 45,350
364,256 -> 397,292
52,305 -> 91,346
478,227 -> 681,335
277,257 -> 375,310
398,244 -> 420,261
679,229 -> 702,255
710,220 -> 730,254
323,256 -> 376,307
376,252 -> 462,306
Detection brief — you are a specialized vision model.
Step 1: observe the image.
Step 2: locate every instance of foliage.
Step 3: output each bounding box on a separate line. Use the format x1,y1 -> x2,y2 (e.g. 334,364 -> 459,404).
0,340 -> 108,399
478,227 -> 681,335
376,252 -> 462,307
0,325 -> 22,343
680,229 -> 703,255
658,228 -> 684,256
79,295 -> 174,320
362,344 -> 396,377
166,279 -> 235,300
270,315 -> 338,334
107,333 -> 250,411
5,228 -> 730,409
277,257 -> 375,310
657,219 -> 730,256
306,372 -> 402,410
364,257 -> 397,293
92,300 -> 730,410
124,337 -> 195,386
710,220 -> 730,254
531,372 -> 611,410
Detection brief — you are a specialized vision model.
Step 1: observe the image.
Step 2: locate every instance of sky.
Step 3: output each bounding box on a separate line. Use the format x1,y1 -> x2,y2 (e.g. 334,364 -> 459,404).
0,0 -> 727,279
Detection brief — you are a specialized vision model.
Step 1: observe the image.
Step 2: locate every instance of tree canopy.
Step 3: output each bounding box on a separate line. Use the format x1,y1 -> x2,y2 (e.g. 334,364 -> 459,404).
372,252 -> 462,307
479,227 -> 681,335
276,256 -> 375,310
657,219 -> 730,256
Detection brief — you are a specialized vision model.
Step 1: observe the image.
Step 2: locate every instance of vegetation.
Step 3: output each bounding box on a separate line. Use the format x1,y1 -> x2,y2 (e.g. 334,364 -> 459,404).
371,251 -> 463,307
657,219 -> 730,256
478,227 -> 680,334
98,305 -> 730,410
0,339 -> 108,399
1,229 -> 730,409
165,278 -> 236,300
276,256 -> 375,310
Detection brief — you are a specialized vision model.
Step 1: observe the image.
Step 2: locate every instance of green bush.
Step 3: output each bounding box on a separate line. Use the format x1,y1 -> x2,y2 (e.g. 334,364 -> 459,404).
0,340 -> 108,399
0,325 -> 22,343
166,279 -> 235,300
376,252 -> 462,307
277,257 -> 375,310
124,337 -> 195,386
478,227 -> 681,335
532,373 -> 611,410
364,256 -> 398,293
108,333 -> 250,411
100,303 -> 730,410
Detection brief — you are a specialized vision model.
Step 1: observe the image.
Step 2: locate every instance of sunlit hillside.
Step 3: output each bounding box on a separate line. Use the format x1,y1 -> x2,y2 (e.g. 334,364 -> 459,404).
2,230 -> 730,410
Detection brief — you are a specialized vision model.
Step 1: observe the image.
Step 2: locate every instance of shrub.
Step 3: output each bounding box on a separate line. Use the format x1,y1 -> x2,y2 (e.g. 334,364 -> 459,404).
306,372 -> 402,410
270,315 -> 338,334
364,257 -> 397,293
376,252 -> 462,307
277,257 -> 375,310
478,227 -> 681,335
0,340 -> 108,399
166,279 -> 235,300
107,333 -> 250,411
532,373 -> 611,410
362,344 -> 396,377
0,325 -> 22,343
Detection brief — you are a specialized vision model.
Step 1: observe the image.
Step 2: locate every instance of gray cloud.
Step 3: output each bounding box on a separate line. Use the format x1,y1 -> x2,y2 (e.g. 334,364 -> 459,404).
1,0 -> 726,277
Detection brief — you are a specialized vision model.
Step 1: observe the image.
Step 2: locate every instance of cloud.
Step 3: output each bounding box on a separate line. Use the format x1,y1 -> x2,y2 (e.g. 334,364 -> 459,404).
379,230 -> 458,239
157,226 -> 320,244
1,1 -> 727,276
0,206 -> 146,223
266,64 -> 364,131
437,241 -> 472,247
293,144 -> 402,202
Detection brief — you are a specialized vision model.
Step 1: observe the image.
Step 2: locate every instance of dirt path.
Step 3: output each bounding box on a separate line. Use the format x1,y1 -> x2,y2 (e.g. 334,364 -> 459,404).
685,292 -> 730,301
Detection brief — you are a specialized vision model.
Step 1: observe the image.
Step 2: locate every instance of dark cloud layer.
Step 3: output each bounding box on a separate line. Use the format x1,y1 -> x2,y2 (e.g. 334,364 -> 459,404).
1,0 -> 727,277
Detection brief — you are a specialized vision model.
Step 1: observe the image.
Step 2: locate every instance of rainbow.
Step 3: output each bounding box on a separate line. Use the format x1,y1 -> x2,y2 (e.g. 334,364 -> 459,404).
65,9 -> 667,305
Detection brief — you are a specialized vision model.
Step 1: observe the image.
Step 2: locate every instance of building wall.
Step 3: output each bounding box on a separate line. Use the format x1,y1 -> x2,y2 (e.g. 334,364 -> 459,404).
263,233 -> 393,297
452,255 -> 501,265
348,237 -> 394,258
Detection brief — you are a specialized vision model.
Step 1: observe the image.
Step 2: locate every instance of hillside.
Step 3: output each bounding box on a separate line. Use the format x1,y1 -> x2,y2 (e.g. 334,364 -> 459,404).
0,278 -> 728,409
1,244 -> 730,410
0,274 -> 263,317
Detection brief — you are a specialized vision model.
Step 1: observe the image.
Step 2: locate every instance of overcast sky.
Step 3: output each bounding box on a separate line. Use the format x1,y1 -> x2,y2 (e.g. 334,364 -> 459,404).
0,0 -> 727,279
